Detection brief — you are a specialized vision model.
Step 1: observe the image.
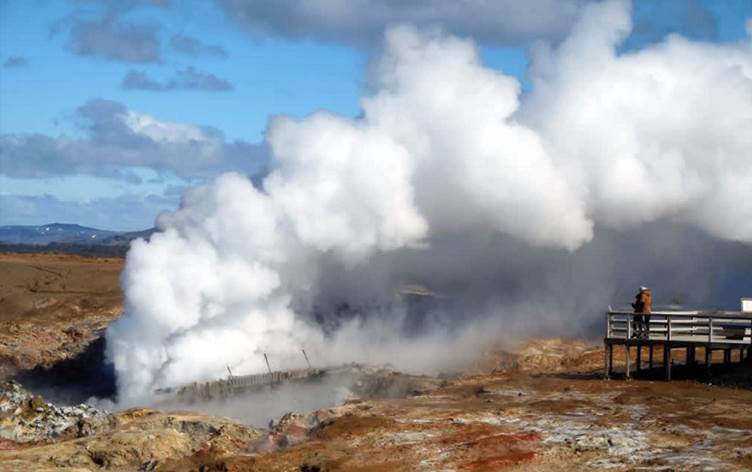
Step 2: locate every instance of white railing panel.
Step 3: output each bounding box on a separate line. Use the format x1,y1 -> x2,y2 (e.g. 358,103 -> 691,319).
606,310 -> 752,344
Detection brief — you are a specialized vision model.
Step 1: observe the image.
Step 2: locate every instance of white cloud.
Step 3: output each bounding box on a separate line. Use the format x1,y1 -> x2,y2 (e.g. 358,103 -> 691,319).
123,111 -> 208,143
0,100 -> 266,180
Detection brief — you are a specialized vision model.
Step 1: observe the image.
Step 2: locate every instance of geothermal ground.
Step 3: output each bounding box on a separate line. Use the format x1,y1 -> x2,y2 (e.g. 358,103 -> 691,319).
1,252 -> 751,471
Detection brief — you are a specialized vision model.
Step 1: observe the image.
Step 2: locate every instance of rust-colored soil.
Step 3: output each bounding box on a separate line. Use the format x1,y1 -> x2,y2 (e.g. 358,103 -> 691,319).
0,253 -> 123,376
1,252 -> 751,471
207,371 -> 752,472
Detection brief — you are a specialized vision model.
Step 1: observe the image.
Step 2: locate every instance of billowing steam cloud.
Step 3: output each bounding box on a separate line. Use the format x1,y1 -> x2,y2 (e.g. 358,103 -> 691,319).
107,0 -> 752,403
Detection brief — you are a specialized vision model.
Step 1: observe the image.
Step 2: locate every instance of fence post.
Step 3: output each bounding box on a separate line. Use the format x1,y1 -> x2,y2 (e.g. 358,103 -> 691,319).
748,319 -> 752,366
627,313 -> 632,340
604,312 -> 610,379
605,312 -> 610,339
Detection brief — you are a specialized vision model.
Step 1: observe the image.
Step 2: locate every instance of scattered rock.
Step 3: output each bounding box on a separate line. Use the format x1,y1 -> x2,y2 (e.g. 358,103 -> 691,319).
0,380 -> 114,442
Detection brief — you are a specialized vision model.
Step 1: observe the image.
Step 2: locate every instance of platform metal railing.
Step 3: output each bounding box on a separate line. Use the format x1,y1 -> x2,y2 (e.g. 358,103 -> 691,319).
606,310 -> 752,345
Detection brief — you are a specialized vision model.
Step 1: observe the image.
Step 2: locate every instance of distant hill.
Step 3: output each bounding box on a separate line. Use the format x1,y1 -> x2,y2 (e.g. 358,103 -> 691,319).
97,228 -> 157,247
0,223 -> 155,246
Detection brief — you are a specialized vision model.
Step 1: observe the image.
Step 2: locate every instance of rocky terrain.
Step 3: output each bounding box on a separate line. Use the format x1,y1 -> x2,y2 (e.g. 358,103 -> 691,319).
1,341 -> 750,471
0,252 -> 751,471
0,380 -> 262,471
0,380 -> 114,443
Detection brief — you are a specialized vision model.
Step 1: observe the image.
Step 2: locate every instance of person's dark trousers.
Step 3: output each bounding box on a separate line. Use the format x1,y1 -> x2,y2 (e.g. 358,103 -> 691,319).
632,314 -> 641,338
632,314 -> 649,338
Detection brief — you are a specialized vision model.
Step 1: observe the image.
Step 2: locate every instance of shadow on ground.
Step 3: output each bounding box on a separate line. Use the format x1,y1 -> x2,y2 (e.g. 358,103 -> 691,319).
540,362 -> 752,388
13,335 -> 117,404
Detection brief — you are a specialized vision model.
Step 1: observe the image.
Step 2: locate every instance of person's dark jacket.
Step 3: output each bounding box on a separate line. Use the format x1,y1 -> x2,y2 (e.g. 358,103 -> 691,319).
632,289 -> 652,314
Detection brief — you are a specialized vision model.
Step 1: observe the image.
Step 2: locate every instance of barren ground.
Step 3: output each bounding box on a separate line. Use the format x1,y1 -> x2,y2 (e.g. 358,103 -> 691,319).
0,252 -> 750,471
0,253 -> 123,378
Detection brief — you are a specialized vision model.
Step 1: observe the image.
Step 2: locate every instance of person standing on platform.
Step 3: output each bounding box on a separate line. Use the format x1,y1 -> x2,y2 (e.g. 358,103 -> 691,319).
632,286 -> 652,339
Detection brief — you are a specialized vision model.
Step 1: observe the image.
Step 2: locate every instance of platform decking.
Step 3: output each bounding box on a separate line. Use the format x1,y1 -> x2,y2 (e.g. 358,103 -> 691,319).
604,310 -> 752,380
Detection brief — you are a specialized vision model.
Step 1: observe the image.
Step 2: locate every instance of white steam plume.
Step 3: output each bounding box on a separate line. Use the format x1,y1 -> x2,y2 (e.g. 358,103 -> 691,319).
107,0 -> 752,403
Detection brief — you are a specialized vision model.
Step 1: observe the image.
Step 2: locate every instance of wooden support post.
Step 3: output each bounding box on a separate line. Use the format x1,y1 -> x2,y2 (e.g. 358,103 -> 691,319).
625,344 -> 631,379
608,344 -> 614,378
688,346 -> 695,368
724,349 -> 731,364
604,343 -> 609,379
636,345 -> 642,372
664,344 -> 671,381
705,347 -> 712,377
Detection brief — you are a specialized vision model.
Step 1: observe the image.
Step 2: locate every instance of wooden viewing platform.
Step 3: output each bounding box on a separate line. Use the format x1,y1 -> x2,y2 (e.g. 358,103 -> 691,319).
604,309 -> 752,380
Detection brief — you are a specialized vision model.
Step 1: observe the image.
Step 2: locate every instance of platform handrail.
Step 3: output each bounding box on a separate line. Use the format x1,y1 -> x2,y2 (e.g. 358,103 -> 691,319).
607,309 -> 752,319
605,310 -> 752,345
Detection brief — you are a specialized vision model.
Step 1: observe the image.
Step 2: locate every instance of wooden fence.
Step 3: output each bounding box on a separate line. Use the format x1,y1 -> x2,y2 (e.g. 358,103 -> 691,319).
155,367 -> 325,402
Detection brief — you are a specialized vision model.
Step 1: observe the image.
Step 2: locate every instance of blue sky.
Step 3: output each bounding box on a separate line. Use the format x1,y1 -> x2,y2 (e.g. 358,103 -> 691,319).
1,0 -> 750,230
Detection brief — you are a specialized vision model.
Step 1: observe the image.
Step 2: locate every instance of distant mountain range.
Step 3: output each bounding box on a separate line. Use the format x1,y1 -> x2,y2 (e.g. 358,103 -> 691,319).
0,223 -> 155,246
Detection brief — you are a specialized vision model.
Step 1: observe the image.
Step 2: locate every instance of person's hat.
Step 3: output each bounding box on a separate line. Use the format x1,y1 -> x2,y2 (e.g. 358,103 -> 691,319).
639,286 -> 648,291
